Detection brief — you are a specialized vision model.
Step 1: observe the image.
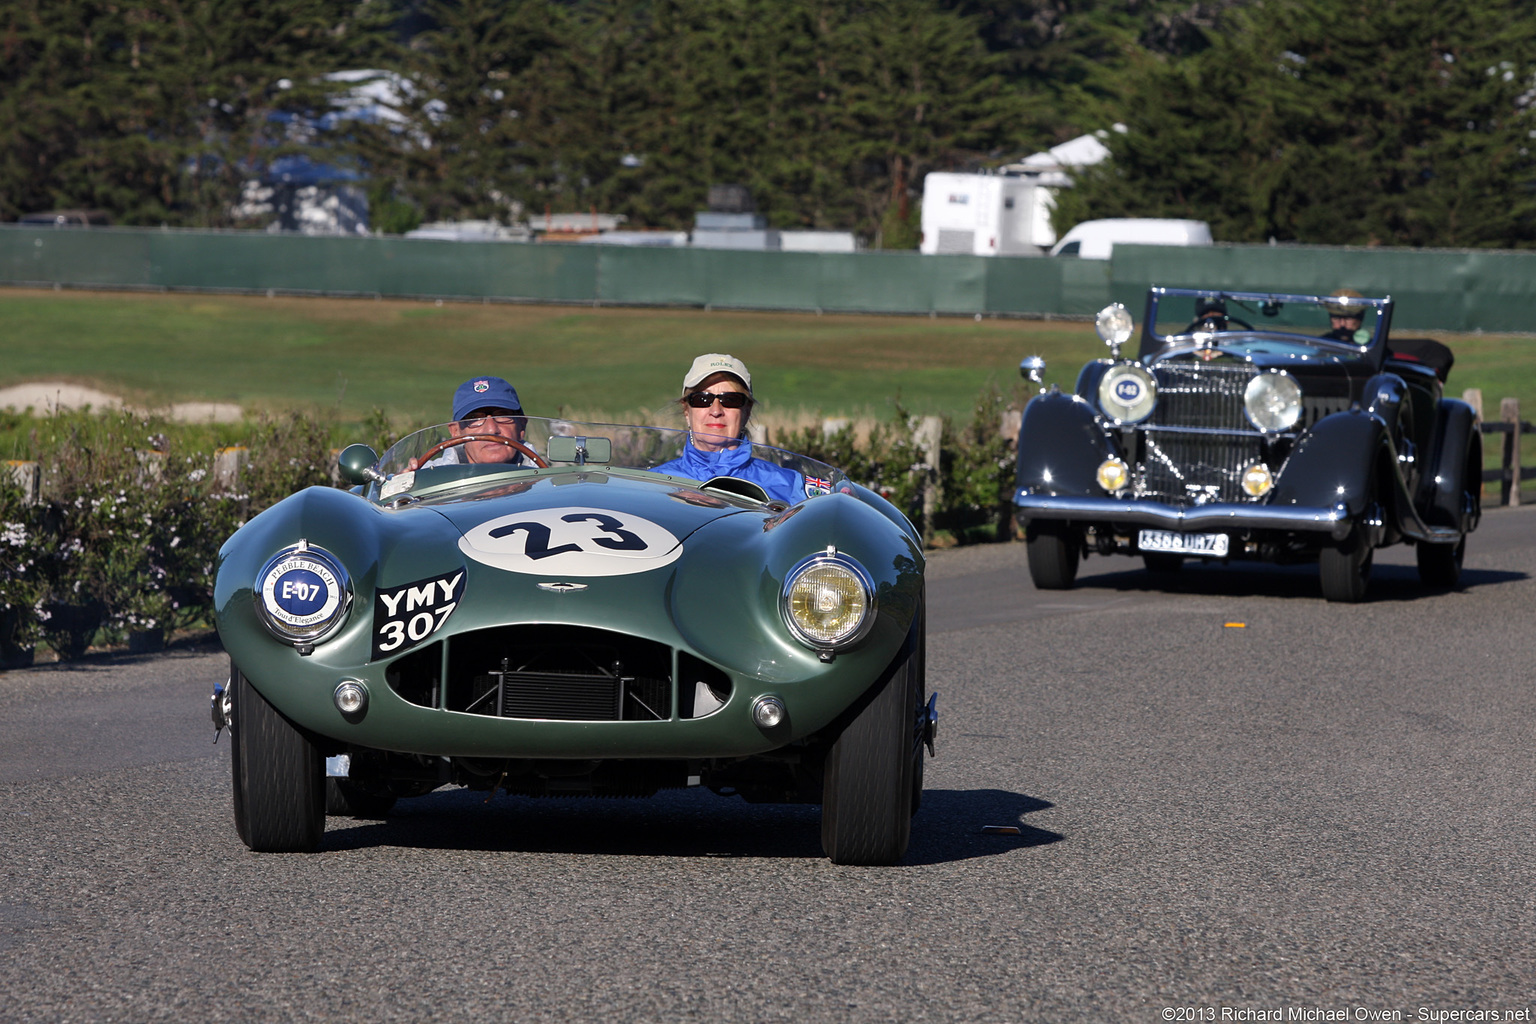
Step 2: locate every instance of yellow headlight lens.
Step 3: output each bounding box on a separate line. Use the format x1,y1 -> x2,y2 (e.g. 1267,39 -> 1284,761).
786,562 -> 868,645
1241,463 -> 1274,497
1097,458 -> 1130,493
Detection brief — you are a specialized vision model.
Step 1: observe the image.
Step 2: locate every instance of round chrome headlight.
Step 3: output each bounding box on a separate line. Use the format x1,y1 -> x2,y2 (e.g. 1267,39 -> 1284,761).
1244,371 -> 1302,433
780,551 -> 876,650
253,543 -> 353,647
1098,363 -> 1158,424
1095,303 -> 1135,349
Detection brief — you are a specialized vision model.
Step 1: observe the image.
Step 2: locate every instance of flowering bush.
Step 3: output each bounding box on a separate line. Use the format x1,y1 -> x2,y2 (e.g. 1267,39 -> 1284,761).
0,395 -> 1023,662
1,409 -> 343,661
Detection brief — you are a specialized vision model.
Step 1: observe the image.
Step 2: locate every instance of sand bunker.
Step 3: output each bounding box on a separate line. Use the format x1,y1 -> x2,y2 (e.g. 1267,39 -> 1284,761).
0,382 -> 243,423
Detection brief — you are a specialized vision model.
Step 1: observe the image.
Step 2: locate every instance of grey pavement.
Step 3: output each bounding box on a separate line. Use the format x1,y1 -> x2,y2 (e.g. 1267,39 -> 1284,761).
2,507 -> 1534,1021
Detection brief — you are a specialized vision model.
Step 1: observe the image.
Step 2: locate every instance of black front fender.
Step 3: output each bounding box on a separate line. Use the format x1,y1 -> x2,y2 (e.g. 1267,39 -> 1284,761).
1014,391 -> 1114,497
1271,409 -> 1389,519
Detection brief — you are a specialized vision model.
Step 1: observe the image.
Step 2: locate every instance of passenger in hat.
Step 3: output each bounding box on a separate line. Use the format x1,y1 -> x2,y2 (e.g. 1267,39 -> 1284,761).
417,376 -> 528,467
1186,296 -> 1230,333
1321,289 -> 1371,344
650,354 -> 805,504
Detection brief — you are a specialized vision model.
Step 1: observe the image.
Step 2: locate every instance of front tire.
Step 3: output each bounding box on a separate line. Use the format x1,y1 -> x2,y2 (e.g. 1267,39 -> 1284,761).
230,664 -> 325,852
1319,524 -> 1375,603
1026,520 -> 1080,590
821,611 -> 923,866
1416,535 -> 1466,589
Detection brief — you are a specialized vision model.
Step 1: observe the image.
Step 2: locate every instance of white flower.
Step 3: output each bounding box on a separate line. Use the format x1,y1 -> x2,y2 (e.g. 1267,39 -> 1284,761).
170,536 -> 181,548
187,468 -> 206,483
1,523 -> 25,547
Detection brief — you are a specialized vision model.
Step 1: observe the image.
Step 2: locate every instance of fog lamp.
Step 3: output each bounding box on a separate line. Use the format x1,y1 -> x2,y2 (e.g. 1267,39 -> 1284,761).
1241,464 -> 1274,497
1096,458 -> 1130,493
334,680 -> 369,719
752,695 -> 787,730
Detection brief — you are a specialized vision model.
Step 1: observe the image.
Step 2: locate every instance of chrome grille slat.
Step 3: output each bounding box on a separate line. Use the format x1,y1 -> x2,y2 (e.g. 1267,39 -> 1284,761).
1139,364 -> 1261,505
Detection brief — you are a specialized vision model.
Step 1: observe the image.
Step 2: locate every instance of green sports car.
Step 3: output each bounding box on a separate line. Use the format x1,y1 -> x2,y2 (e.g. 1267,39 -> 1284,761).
212,418 -> 932,865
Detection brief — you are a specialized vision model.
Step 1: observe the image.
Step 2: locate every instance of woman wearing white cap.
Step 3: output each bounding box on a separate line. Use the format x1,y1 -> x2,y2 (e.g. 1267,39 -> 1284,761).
651,353 -> 805,504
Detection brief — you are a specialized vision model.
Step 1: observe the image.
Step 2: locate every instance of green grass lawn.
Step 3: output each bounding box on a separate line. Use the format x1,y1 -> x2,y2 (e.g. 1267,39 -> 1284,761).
1,286 -> 1532,500
0,288 -> 1097,427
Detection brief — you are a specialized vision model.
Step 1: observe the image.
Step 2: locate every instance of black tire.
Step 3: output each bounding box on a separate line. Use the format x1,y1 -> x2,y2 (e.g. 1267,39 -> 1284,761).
230,664 -> 325,852
821,612 -> 923,866
1143,553 -> 1183,574
325,778 -> 397,818
1026,521 -> 1080,590
1416,535 -> 1465,589
1319,525 -> 1375,603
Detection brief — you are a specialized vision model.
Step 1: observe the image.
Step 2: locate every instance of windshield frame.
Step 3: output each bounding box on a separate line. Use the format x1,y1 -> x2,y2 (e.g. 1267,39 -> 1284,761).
362,417 -> 848,507
1137,287 -> 1394,366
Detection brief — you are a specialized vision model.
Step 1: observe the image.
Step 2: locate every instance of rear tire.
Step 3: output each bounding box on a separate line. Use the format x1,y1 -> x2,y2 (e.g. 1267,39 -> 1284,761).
230,665 -> 325,852
1026,521 -> 1080,590
1416,535 -> 1465,589
821,610 -> 923,866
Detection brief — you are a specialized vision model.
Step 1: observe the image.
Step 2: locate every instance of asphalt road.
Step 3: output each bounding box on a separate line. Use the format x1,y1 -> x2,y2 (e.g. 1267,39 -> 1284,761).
3,508 -> 1535,1022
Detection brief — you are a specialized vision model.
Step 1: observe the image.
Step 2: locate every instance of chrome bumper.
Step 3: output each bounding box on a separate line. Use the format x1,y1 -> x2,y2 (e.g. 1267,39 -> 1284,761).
1014,489 -> 1354,542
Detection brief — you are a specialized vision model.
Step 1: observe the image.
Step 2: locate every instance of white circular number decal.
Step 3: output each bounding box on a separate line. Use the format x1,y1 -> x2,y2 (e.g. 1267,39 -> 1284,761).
458,507 -> 682,576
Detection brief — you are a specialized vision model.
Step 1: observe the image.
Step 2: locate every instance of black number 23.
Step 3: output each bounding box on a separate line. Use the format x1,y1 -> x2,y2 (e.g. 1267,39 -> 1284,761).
489,513 -> 646,560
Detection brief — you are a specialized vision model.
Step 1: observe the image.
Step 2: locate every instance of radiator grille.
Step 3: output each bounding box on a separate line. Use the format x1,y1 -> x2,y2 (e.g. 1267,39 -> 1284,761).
1139,363 -> 1261,504
1138,430 -> 1266,504
447,625 -> 673,722
1149,364 -> 1255,431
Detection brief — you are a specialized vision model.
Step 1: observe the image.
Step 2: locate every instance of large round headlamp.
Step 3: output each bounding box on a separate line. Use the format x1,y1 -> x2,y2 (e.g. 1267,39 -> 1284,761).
1244,371 -> 1302,433
780,550 -> 876,651
253,542 -> 353,648
1097,363 -> 1158,424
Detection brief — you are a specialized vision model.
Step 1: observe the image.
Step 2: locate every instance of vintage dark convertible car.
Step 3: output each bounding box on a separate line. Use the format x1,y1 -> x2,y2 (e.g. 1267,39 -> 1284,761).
1012,287 -> 1481,601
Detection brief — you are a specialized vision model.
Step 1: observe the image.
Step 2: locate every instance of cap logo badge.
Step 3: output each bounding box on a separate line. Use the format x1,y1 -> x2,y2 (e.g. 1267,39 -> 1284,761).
474,380 -> 490,393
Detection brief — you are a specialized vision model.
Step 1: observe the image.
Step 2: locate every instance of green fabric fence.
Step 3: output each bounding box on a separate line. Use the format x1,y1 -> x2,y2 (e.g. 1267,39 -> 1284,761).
2,225 -> 1532,331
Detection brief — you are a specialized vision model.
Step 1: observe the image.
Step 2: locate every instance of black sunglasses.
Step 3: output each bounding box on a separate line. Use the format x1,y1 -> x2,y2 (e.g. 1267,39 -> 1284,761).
686,391 -> 751,409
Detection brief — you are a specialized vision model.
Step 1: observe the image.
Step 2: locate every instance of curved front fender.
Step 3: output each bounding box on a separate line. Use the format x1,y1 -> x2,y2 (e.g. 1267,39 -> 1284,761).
1271,409 -> 1389,519
1014,391 -> 1114,497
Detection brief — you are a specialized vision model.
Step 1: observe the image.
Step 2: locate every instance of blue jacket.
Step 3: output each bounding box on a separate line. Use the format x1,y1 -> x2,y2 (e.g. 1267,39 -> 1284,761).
653,440 -> 805,504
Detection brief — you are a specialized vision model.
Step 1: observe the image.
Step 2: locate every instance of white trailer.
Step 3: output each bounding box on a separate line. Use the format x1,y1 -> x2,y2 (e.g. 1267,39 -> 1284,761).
919,172 -> 1055,256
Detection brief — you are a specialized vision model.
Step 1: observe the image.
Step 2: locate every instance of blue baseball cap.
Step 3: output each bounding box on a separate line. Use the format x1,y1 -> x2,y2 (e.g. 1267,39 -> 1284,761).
452,376 -> 522,421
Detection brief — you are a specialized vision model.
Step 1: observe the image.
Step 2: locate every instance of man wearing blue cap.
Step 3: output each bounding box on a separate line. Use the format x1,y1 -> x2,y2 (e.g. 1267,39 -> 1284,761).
446,375 -> 527,465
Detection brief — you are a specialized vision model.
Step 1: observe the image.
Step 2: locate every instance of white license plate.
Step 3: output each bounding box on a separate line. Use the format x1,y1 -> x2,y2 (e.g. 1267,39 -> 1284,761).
1138,529 -> 1229,557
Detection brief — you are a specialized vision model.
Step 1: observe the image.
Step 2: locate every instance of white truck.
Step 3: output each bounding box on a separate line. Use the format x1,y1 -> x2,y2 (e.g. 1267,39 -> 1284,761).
1048,218 -> 1212,259
919,172 -> 1055,256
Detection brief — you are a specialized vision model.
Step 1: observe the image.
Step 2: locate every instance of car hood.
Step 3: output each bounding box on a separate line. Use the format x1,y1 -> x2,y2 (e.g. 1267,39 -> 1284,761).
418,468 -> 759,572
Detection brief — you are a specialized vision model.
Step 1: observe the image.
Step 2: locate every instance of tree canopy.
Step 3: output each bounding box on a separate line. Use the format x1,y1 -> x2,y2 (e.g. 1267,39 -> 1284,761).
3,0 -> 1534,247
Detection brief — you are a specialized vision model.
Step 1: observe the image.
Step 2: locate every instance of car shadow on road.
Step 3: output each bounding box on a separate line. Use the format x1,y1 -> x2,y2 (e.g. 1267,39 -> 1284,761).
1075,558 -> 1524,602
320,786 -> 1062,866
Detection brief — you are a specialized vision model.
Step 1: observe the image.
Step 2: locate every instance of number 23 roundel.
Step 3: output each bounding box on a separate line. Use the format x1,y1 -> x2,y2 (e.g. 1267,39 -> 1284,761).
457,507 -> 683,576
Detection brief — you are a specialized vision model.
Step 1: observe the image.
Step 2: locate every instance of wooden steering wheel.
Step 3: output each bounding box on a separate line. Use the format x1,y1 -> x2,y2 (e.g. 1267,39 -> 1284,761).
414,434 -> 549,468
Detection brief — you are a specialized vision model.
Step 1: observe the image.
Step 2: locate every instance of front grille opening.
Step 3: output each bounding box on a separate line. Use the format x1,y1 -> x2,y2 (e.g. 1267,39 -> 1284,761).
386,641 -> 443,709
447,625 -> 673,722
678,652 -> 733,719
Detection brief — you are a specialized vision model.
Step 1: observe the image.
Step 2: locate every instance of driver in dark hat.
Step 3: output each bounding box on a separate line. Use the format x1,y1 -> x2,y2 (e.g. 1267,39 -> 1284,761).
446,376 -> 527,465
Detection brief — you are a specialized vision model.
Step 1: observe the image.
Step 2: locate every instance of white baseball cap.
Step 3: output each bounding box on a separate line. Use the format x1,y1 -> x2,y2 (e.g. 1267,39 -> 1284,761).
683,353 -> 752,393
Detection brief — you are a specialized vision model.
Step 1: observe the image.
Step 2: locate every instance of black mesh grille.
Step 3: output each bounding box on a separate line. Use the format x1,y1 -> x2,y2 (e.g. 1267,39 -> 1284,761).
446,625 -> 674,722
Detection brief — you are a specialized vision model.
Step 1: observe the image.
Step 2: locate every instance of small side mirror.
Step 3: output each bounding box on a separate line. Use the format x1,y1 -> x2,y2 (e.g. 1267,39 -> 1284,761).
338,443 -> 381,485
1020,355 -> 1046,384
